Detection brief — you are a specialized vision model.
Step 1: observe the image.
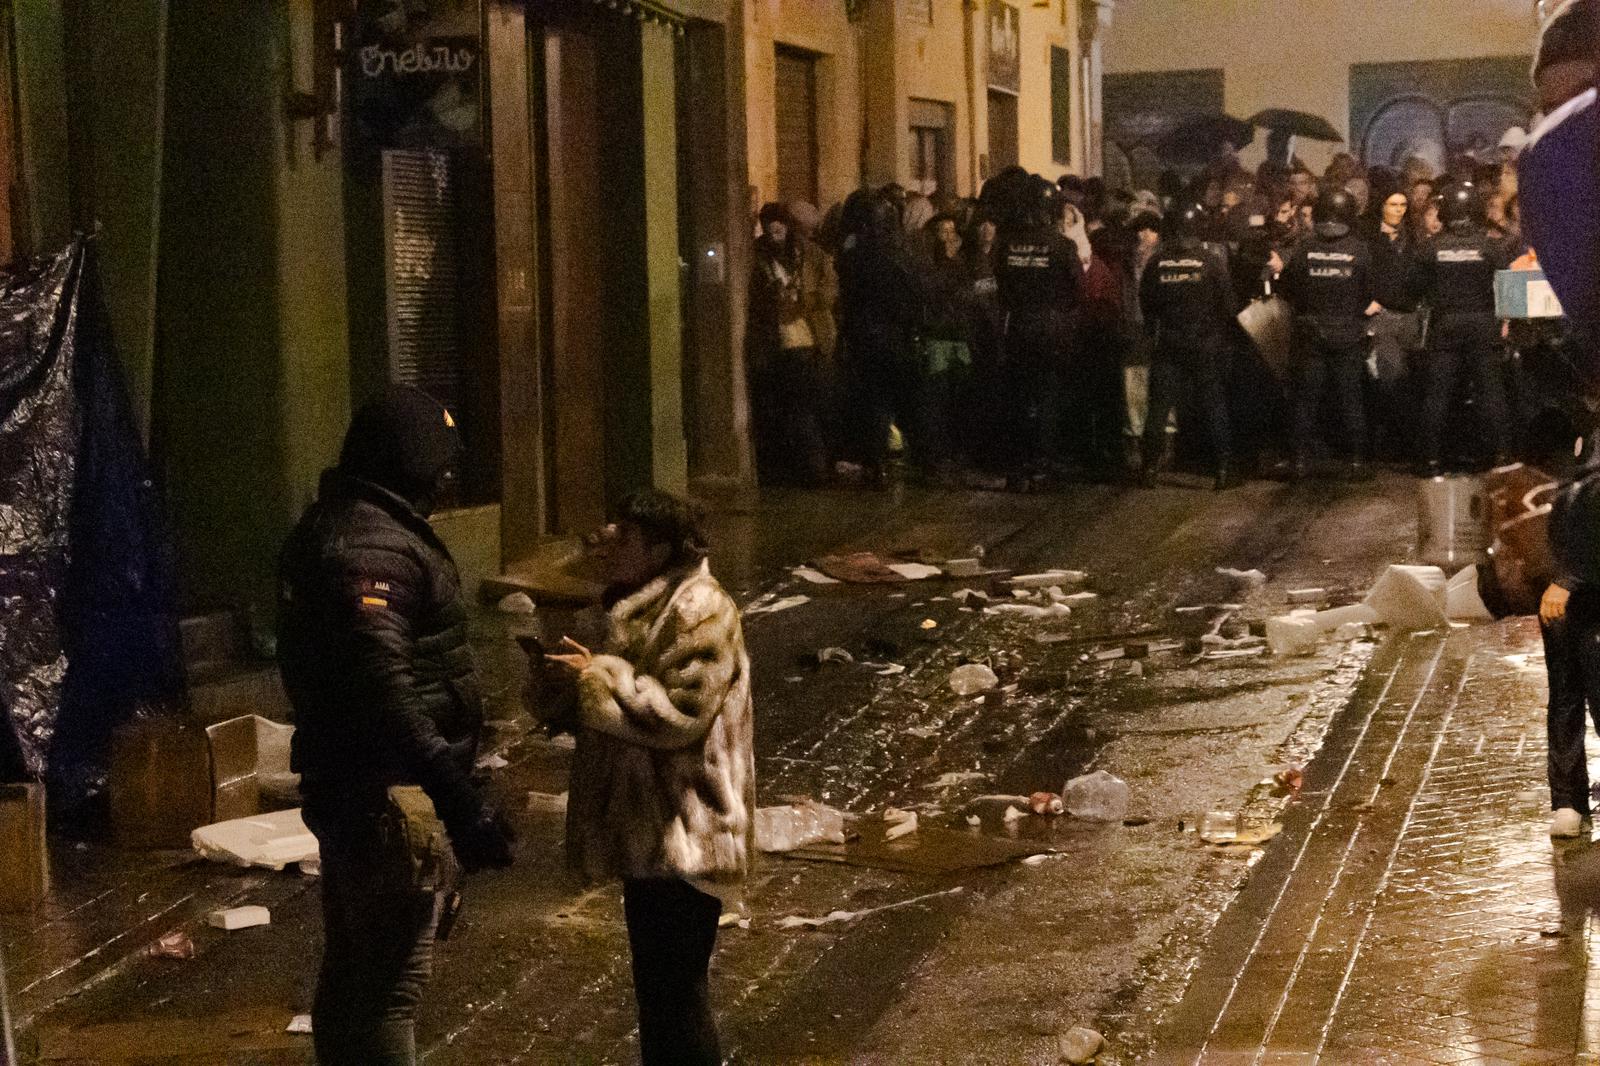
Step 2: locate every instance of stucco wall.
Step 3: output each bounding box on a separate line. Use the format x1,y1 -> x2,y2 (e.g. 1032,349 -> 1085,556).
1104,0 -> 1539,172
1016,0 -> 1082,180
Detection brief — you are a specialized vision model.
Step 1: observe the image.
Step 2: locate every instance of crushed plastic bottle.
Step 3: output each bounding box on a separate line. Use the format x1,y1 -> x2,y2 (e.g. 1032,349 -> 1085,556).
948,663 -> 1000,696
1062,770 -> 1130,822
754,802 -> 848,853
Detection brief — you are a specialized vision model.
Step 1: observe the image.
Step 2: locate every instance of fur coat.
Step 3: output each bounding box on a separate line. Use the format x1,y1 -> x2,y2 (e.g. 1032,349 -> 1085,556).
566,560 -> 755,887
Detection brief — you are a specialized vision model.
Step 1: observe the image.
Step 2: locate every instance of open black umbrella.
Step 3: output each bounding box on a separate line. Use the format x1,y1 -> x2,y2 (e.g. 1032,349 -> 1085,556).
1158,113 -> 1256,164
1247,108 -> 1343,142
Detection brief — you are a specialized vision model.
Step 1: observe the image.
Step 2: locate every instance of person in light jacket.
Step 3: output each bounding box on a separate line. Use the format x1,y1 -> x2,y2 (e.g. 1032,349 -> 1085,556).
547,490 -> 754,1066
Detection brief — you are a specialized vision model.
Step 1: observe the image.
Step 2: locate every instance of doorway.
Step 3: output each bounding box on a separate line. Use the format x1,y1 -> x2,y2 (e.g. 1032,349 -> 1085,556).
909,98 -> 955,200
987,89 -> 1018,171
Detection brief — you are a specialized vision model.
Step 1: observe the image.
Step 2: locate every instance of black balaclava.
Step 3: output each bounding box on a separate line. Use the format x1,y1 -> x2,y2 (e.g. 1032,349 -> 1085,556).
338,385 -> 462,514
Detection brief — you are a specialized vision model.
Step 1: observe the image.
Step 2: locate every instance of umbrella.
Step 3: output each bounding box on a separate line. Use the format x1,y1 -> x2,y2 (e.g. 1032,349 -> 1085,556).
1158,113 -> 1256,163
1247,108 -> 1343,142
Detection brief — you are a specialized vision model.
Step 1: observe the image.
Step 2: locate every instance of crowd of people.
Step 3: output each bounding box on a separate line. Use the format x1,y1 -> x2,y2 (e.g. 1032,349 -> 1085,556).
747,134 -> 1587,493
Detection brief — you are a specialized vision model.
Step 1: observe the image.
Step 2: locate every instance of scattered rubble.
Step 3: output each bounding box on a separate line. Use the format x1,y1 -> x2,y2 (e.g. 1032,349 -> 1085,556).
756,802 -> 849,853
1364,564 -> 1447,630
817,646 -> 855,665
745,594 -> 811,616
792,566 -> 841,585
1010,569 -> 1088,589
1445,565 -> 1494,621
151,931 -> 195,960
286,1015 -> 314,1035
949,663 -> 1000,695
208,905 -> 271,931
1058,1026 -> 1105,1064
1286,587 -> 1327,604
1216,567 -> 1268,588
192,808 -> 318,871
883,810 -> 919,841
1029,792 -> 1064,815
1063,771 -> 1130,822
889,562 -> 943,581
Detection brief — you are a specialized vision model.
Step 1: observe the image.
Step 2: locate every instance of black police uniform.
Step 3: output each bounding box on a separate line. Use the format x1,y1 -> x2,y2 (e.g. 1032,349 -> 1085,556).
278,387 -> 512,1066
1139,235 -> 1238,480
1278,226 -> 1373,469
837,211 -> 925,477
1412,228 -> 1514,468
996,222 -> 1082,476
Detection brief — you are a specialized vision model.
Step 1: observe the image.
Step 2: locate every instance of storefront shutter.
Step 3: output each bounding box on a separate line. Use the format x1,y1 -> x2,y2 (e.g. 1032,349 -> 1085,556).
381,147 -> 464,414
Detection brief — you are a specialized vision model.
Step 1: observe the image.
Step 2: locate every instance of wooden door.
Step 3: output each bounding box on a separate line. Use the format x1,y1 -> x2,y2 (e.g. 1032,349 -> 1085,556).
774,46 -> 818,206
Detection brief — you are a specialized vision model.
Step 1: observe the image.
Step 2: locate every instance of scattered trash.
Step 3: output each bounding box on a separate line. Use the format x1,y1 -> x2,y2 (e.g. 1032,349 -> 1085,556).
931,770 -> 989,788
1313,603 -> 1380,630
192,808 -> 318,872
884,811 -> 919,841
1266,614 -> 1323,656
1063,771 -> 1131,822
920,618 -> 939,630
1233,822 -> 1283,846
527,791 -> 568,814
1198,811 -> 1239,843
1059,591 -> 1099,604
965,814 -> 982,827
1029,791 -> 1064,815
1286,587 -> 1327,604
949,663 -> 1000,696
907,724 -> 938,739
952,588 -> 991,604
1445,565 -> 1494,622
1093,646 -> 1127,661
815,552 -> 919,584
1022,852 -> 1063,866
1058,1026 -> 1105,1064
717,911 -> 752,930
889,562 -> 944,581
1011,570 -> 1088,589
286,1015 -> 314,1035
777,886 -> 965,929
1273,767 -> 1305,793
945,558 -> 984,577
872,662 -> 906,676
756,802 -> 849,853
883,807 -> 916,825
1216,567 -> 1267,588
792,566 -> 841,585
818,646 -> 855,665
1363,564 -> 1448,630
151,931 -> 195,960
496,591 -> 537,615
208,905 -> 271,931
1202,646 -> 1268,661
475,753 -> 510,771
745,594 -> 811,616
988,602 -> 1072,620
1003,805 -> 1027,823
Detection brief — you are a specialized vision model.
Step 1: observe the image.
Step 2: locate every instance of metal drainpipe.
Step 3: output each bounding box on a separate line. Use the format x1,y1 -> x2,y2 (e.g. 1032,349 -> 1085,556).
962,0 -> 979,191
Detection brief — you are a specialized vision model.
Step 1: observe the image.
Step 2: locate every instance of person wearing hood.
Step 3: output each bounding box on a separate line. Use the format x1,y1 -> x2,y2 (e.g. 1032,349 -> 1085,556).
1277,189 -> 1375,480
278,385 -> 515,1065
1410,182 -> 1516,474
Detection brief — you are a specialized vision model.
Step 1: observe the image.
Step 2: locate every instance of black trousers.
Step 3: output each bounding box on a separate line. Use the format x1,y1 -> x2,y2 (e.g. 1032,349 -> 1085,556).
1004,315 -> 1071,476
1291,334 -> 1367,463
313,844 -> 441,1066
623,877 -> 723,1066
1144,343 -> 1231,470
846,328 -> 926,472
1544,595 -> 1600,816
1420,313 -> 1509,465
751,347 -> 829,485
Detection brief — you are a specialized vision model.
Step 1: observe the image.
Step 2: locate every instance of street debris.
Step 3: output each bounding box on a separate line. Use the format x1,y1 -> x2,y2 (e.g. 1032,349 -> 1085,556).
527,791 -> 568,814
815,552 -> 925,584
1003,804 -> 1027,823
718,911 -> 752,930
496,591 -> 537,615
192,808 -> 318,871
1198,811 -> 1283,846
931,771 -> 989,788
952,588 -> 991,605
949,663 -> 1000,695
475,752 -> 509,771
777,886 -> 965,930
1029,791 -> 1064,815
890,562 -> 944,581
883,810 -> 919,841
1216,567 -> 1268,588
1364,564 -> 1447,630
756,802 -> 849,853
1063,770 -> 1130,822
745,593 -> 811,616
1445,565 -> 1494,622
1273,767 -> 1305,793
920,618 -> 939,630
1010,569 -> 1088,589
792,566 -> 841,585
1266,614 -> 1322,656
151,931 -> 195,960
1286,587 -> 1327,604
817,646 -> 855,665
286,1015 -> 314,1035
1058,1026 -> 1105,1064
987,601 -> 1072,620
945,558 -> 984,577
208,905 -> 271,931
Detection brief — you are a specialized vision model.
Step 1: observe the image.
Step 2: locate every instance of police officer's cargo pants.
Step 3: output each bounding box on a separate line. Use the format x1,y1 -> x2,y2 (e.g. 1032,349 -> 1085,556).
1143,342 -> 1230,467
1543,592 -> 1600,816
1421,312 -> 1509,465
313,842 -> 441,1065
1291,333 -> 1367,463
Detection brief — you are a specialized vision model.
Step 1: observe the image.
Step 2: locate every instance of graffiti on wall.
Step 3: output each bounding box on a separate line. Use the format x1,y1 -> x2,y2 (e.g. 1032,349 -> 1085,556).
1102,69 -> 1225,194
1351,56 -> 1534,173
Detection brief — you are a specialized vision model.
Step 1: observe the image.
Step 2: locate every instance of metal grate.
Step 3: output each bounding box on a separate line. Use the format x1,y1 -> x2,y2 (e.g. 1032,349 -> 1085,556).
381,147 -> 464,414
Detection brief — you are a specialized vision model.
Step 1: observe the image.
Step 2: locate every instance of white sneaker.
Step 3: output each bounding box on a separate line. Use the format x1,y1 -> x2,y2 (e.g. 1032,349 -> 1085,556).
1551,807 -> 1585,838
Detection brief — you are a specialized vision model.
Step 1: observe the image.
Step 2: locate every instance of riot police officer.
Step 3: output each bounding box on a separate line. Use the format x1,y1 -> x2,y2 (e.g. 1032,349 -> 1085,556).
995,172 -> 1082,486
1140,204 -> 1241,490
1412,182 -> 1514,475
1278,188 -> 1374,480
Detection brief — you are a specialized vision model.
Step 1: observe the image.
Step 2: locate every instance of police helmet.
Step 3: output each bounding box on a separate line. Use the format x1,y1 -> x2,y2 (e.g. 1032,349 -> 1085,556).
1312,189 -> 1358,235
1437,182 -> 1483,231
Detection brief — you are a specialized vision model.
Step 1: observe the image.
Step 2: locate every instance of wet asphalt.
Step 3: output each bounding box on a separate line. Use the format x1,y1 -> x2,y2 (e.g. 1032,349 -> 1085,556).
6,471 -> 1521,1065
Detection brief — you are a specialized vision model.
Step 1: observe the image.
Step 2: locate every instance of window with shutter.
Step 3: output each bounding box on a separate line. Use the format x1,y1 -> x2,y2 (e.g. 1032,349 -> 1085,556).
381,148 -> 465,417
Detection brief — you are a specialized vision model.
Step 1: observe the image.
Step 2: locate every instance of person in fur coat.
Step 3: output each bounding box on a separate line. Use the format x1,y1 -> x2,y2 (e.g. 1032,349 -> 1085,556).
547,490 -> 754,1066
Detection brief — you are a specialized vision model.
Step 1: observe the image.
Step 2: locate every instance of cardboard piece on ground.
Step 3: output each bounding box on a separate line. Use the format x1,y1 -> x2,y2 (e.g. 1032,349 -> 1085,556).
192,807 -> 318,871
37,1009 -> 302,1060
110,717 -> 215,848
815,552 -> 914,583
786,820 -> 1050,874
1266,614 -> 1322,656
0,782 -> 47,911
1446,565 -> 1495,622
1363,564 -> 1448,630
206,715 -> 297,823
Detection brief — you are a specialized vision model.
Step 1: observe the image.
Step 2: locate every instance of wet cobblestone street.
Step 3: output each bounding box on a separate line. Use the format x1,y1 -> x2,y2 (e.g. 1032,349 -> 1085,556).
5,475 -> 1592,1064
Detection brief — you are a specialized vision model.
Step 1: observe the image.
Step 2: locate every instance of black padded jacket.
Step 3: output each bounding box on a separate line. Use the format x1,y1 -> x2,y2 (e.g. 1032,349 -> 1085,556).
277,470 -> 484,838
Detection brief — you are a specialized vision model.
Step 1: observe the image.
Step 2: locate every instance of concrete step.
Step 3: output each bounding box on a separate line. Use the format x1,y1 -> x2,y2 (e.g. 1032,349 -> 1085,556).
187,663 -> 291,727
179,610 -> 249,672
